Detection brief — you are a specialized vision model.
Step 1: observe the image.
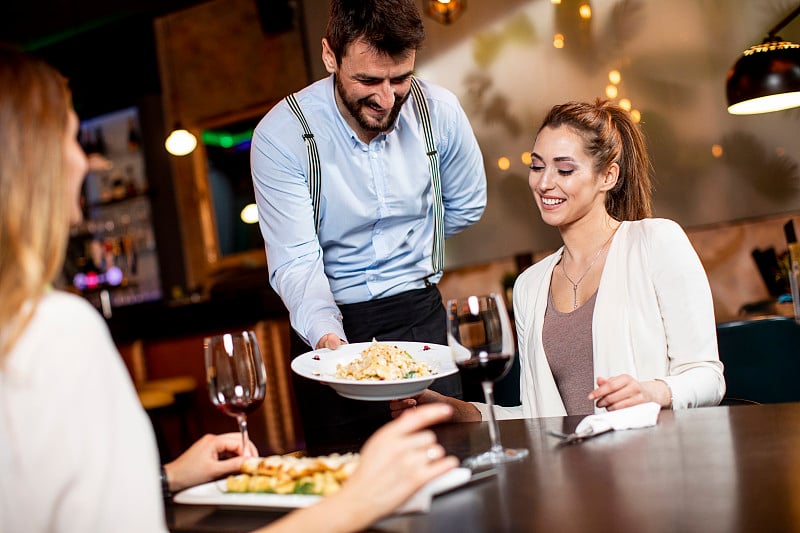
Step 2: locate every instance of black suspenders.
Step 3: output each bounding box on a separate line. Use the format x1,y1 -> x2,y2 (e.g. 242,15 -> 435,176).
283,77 -> 445,274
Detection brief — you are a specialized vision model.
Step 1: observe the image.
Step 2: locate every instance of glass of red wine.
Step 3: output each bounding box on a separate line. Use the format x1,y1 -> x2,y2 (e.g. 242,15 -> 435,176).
447,293 -> 529,468
204,331 -> 267,456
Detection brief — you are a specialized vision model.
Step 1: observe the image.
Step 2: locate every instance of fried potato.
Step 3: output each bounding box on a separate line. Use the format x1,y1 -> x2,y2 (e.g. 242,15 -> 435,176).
226,474 -> 251,492
224,452 -> 360,495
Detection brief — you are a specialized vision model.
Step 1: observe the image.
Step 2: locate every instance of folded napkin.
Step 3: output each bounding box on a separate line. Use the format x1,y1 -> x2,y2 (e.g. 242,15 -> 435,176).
396,467 -> 472,514
575,401 -> 661,435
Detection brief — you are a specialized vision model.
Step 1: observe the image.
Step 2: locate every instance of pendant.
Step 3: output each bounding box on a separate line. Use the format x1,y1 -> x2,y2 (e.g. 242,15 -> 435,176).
572,284 -> 578,310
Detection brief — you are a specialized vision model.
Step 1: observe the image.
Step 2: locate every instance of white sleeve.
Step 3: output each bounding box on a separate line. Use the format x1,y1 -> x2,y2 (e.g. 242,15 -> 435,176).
646,220 -> 726,408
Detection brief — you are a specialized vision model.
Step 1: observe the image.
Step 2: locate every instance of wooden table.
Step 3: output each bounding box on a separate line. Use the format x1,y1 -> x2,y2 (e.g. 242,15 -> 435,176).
167,403 -> 800,532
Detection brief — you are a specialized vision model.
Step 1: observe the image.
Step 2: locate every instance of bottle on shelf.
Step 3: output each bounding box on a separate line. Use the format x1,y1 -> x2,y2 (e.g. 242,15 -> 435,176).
127,117 -> 141,152
95,127 -> 107,156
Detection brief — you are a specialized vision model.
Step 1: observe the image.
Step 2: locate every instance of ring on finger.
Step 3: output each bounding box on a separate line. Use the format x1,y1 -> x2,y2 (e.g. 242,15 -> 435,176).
426,446 -> 440,461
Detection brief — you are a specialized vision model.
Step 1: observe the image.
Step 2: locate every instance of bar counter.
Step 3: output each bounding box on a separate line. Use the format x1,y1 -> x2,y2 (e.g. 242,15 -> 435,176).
166,402 -> 800,532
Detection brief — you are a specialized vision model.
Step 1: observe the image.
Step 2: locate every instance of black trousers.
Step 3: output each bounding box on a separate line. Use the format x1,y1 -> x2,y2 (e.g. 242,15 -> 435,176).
289,286 -> 463,454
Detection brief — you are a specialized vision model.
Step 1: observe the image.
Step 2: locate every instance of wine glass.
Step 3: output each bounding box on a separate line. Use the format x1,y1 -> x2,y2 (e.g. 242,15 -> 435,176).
447,293 -> 529,468
204,331 -> 267,455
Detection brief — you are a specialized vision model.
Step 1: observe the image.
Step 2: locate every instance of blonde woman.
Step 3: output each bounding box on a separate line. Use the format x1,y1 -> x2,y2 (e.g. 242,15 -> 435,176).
0,45 -> 456,533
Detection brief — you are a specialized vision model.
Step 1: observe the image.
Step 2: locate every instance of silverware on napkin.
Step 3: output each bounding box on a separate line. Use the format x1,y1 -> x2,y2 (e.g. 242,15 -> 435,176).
548,402 -> 662,445
547,427 -> 613,445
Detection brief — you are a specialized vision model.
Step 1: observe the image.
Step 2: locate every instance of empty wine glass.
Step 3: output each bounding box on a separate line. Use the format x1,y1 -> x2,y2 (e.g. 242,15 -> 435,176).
204,331 -> 267,455
447,293 -> 529,468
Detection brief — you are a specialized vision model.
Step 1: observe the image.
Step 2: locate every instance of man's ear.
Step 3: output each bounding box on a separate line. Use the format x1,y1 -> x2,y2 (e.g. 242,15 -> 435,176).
601,162 -> 620,191
321,38 -> 337,74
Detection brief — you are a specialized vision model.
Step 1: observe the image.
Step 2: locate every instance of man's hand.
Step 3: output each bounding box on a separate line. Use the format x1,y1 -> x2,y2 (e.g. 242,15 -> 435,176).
316,333 -> 347,350
389,389 -> 482,422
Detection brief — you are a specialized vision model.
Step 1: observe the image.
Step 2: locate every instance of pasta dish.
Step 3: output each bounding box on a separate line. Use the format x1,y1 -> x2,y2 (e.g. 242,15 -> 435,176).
335,341 -> 434,381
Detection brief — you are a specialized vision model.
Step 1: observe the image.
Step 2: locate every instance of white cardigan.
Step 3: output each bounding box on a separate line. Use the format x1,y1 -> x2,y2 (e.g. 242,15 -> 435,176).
476,218 -> 725,420
0,291 -> 167,533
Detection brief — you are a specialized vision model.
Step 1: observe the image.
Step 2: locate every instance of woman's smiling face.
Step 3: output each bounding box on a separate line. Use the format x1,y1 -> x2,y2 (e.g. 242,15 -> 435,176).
528,125 -> 613,228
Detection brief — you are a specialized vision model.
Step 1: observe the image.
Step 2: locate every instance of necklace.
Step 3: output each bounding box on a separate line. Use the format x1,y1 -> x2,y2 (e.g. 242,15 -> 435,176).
561,230 -> 617,310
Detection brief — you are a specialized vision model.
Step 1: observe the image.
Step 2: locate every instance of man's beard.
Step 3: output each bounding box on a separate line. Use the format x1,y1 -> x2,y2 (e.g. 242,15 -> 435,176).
336,75 -> 409,133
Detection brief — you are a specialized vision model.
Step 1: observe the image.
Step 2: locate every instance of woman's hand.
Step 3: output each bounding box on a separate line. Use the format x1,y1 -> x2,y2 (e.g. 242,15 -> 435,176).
163,433 -> 259,493
589,374 -> 671,410
319,404 -> 459,530
254,404 -> 460,533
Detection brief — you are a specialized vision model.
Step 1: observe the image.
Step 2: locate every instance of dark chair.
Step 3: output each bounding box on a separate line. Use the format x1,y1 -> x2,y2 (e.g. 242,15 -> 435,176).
719,397 -> 761,406
716,316 -> 800,404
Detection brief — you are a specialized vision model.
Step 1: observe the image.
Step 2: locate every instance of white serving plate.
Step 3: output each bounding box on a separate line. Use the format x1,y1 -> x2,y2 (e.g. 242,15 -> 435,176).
290,341 -> 457,401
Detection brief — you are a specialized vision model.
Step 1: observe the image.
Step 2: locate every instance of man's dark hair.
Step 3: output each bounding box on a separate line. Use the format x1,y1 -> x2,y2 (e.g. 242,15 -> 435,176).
325,0 -> 425,64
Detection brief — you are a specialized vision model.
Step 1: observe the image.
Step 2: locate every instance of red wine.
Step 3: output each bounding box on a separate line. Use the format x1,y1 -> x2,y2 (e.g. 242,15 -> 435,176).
456,354 -> 511,383
212,395 -> 264,417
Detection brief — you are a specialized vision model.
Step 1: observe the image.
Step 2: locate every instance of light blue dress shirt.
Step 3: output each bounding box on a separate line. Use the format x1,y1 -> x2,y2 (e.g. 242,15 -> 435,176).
251,75 -> 487,347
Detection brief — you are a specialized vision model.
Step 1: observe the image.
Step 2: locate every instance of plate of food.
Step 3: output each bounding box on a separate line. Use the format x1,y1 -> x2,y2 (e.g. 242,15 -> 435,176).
173,452 -> 357,509
290,340 -> 458,401
173,452 -> 474,513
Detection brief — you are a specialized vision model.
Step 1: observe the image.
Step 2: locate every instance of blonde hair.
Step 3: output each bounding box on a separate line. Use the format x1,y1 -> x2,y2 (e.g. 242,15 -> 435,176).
0,46 -> 72,361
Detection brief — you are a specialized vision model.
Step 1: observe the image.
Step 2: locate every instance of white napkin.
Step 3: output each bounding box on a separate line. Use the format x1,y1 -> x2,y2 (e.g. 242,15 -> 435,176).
575,401 -> 661,435
396,467 -> 472,514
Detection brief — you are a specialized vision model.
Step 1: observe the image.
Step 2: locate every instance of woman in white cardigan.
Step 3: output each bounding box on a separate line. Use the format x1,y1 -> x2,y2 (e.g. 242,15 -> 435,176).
0,44 -> 458,533
392,99 -> 725,421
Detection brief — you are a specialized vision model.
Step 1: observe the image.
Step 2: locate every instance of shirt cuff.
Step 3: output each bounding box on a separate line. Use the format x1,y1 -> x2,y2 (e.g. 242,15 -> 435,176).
308,320 -> 346,351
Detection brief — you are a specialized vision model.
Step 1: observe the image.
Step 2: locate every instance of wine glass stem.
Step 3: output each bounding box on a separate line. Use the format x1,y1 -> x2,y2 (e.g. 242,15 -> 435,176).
482,380 -> 504,454
237,414 -> 250,456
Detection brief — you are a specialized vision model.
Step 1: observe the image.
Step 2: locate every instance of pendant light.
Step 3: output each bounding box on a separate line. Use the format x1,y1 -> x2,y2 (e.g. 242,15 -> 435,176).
165,123 -> 197,156
162,17 -> 198,155
726,4 -> 800,115
425,0 -> 466,25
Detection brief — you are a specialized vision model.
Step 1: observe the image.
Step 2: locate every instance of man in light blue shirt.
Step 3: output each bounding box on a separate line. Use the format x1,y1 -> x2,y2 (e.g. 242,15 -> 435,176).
251,0 -> 486,450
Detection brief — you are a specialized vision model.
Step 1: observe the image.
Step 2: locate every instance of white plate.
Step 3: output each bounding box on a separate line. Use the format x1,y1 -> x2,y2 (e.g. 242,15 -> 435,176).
290,341 -> 458,401
173,468 -> 473,513
174,480 -> 320,509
